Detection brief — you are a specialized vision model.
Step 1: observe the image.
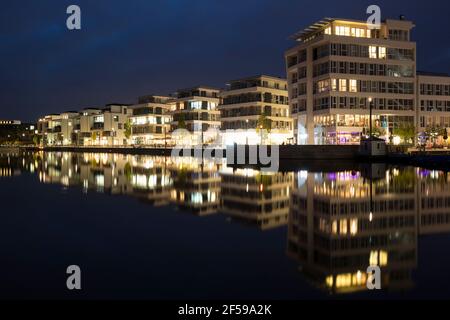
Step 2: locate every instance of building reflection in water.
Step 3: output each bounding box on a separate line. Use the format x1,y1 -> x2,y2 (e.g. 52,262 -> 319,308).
1,151 -> 450,295
220,167 -> 293,230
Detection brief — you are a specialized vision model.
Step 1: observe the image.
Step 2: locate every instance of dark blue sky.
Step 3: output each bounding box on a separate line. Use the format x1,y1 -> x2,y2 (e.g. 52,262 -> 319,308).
1,0 -> 449,122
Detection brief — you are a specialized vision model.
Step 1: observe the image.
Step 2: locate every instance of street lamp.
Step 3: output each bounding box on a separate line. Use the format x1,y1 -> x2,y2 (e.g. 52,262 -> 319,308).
246,119 -> 249,145
368,97 -> 373,138
260,125 -> 263,145
164,124 -> 167,153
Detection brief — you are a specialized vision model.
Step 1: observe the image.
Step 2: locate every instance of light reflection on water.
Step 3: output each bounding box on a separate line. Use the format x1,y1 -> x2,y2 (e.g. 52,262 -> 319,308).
1,150 -> 450,296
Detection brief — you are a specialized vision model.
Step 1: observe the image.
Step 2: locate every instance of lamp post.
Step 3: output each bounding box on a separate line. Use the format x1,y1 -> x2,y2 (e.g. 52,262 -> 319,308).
201,122 -> 204,149
369,174 -> 373,223
368,97 -> 373,138
260,125 -> 263,145
163,123 -> 167,154
246,119 -> 249,145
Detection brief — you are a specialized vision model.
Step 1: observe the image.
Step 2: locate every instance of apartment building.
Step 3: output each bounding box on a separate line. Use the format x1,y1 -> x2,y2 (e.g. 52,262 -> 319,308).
417,72 -> 450,144
59,111 -> 80,145
129,95 -> 172,146
286,17 -> 417,145
79,104 -> 132,146
38,112 -> 80,146
219,75 -> 293,145
38,114 -> 63,145
170,86 -> 221,145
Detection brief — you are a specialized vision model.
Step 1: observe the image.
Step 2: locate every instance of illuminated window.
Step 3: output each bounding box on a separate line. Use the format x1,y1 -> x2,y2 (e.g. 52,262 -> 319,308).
369,250 -> 388,266
339,79 -> 347,92
332,220 -> 338,234
369,46 -> 378,59
317,79 -> 330,93
340,219 -> 348,235
336,273 -> 352,287
94,115 -> 104,123
324,27 -> 331,35
147,116 -> 156,124
351,28 -> 366,38
325,275 -> 334,288
190,101 -> 202,110
349,79 -> 357,92
379,47 -> 386,59
335,26 -> 350,36
331,79 -> 337,91
135,117 -> 144,125
379,251 -> 388,266
350,218 -> 358,235
191,192 -> 203,204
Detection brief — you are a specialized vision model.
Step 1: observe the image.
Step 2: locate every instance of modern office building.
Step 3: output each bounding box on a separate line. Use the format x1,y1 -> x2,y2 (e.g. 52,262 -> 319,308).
286,17 -> 417,145
129,95 -> 172,146
170,86 -> 221,146
417,72 -> 450,145
219,75 -> 293,145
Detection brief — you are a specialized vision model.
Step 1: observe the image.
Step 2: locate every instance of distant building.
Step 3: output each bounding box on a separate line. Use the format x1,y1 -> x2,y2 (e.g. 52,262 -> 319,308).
38,104 -> 132,146
129,95 -> 172,146
219,75 -> 293,145
0,120 -> 21,125
0,120 -> 36,145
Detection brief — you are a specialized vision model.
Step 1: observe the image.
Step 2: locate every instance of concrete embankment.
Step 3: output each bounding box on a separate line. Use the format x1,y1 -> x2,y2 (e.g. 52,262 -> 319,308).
278,145 -> 360,159
22,145 -> 361,160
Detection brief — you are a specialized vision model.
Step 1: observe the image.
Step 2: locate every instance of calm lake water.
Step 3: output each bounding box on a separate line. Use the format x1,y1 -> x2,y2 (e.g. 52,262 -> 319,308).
1,150 -> 450,299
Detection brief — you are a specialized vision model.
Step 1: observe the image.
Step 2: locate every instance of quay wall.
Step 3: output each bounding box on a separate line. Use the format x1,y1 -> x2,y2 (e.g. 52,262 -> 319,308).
20,145 -> 361,160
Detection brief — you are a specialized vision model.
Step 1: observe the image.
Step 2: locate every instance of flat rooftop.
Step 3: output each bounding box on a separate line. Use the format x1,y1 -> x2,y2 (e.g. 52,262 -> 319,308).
291,17 -> 414,41
417,71 -> 450,77
227,74 -> 286,84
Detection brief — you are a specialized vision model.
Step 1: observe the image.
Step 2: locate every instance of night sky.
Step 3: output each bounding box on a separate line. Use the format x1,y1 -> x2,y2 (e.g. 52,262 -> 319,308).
1,0 -> 449,122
